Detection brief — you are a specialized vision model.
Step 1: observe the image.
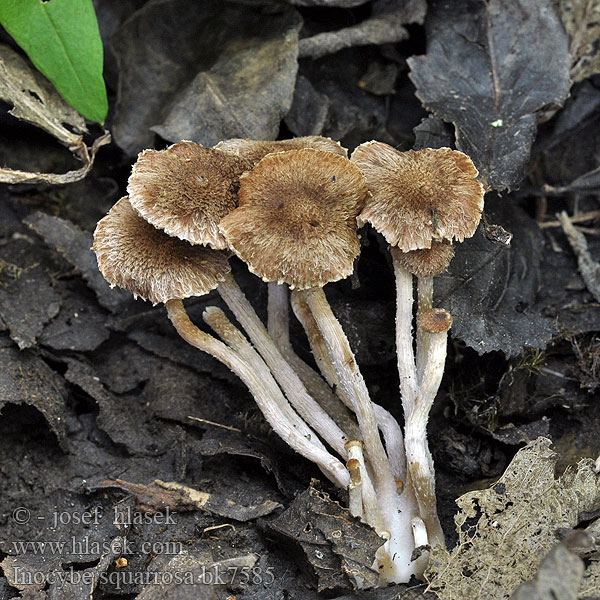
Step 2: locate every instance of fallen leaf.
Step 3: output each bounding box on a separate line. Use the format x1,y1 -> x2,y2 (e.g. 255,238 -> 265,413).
0,0 -> 107,122
152,9 -> 301,147
268,482 -> 383,592
137,552 -> 257,600
298,14 -> 410,60
0,265 -> 62,350
0,44 -> 110,184
560,0 -> 600,82
435,196 -> 555,357
408,0 -> 571,191
24,211 -> 132,313
425,438 -> 600,599
509,543 -> 584,600
99,479 -> 281,521
284,74 -> 330,136
0,344 -> 68,449
111,0 -> 300,154
40,293 -> 109,352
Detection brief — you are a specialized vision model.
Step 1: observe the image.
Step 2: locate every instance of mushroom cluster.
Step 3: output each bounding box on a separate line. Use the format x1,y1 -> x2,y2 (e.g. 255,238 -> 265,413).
93,136 -> 484,585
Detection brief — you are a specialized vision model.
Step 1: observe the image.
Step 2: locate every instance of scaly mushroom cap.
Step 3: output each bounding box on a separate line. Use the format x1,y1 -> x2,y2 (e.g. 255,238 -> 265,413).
391,241 -> 454,277
352,142 -> 484,251
219,149 -> 368,290
127,141 -> 251,249
93,197 -> 230,305
418,308 -> 453,334
214,136 -> 347,165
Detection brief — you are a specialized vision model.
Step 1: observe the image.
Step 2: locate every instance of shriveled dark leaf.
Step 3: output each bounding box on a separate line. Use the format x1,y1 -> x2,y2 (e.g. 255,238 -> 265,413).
560,0 -> 600,82
0,344 -> 68,449
300,49 -> 399,148
111,0 -> 300,154
0,264 -> 61,349
100,478 -> 281,521
268,482 -> 383,592
285,74 -> 330,136
408,0 -> 571,191
435,196 -> 555,356
298,14 -> 409,60
510,544 -> 584,600
40,292 -> 109,352
138,553 -> 257,600
24,211 -> 132,313
63,357 -> 184,456
153,9 -> 302,147
413,115 -> 454,150
110,0 -> 222,154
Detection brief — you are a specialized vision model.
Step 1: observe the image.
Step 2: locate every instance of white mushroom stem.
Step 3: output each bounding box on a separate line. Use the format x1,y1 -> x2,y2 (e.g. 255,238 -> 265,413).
218,273 -> 348,457
416,275 -> 434,383
345,440 -> 381,529
301,288 -> 420,584
268,282 -> 360,440
291,289 -> 406,479
267,281 -> 291,349
302,288 -> 394,497
166,300 -> 349,489
346,457 -> 364,520
391,253 -> 419,415
404,325 -> 447,548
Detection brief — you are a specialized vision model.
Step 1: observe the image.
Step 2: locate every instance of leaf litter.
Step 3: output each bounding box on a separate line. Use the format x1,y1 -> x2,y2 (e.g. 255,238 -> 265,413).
426,438 -> 600,600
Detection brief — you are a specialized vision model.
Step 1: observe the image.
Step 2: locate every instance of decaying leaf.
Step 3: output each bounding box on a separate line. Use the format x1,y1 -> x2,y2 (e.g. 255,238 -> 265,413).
560,0 -> 600,82
425,438 -> 600,600
24,211 -> 132,313
100,479 -> 281,521
435,197 -> 554,357
408,0 -> 571,191
509,544 -> 584,600
111,0 -> 301,154
0,344 -> 68,449
137,552 -> 257,600
298,14 -> 410,60
153,9 -> 301,147
1,536 -> 123,600
0,44 -> 110,185
268,482 -> 384,592
0,265 -> 62,350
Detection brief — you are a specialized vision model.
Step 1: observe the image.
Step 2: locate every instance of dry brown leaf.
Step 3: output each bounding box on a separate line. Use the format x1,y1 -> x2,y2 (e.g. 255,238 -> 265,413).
0,43 -> 110,184
560,0 -> 600,82
425,438 -> 600,600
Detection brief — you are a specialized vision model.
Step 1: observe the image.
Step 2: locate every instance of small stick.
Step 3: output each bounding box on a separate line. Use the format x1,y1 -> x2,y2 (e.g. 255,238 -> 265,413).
558,211 -> 600,303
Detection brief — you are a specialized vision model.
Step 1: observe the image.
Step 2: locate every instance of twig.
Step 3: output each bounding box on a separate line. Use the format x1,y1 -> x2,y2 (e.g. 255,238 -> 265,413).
558,211 -> 600,303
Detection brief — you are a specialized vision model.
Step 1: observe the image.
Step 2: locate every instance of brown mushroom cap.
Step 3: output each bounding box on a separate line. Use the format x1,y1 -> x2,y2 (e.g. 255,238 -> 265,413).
390,241 -> 454,277
219,149 -> 368,290
127,141 -> 251,250
417,308 -> 453,334
93,197 -> 230,305
351,142 -> 484,251
214,136 -> 347,165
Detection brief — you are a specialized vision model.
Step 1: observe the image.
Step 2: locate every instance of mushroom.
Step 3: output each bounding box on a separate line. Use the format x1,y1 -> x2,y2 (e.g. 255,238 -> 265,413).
351,141 -> 484,548
126,142 -> 351,459
220,148 -> 417,582
214,135 -> 347,165
92,197 -> 349,488
405,308 -> 453,546
127,141 -> 251,249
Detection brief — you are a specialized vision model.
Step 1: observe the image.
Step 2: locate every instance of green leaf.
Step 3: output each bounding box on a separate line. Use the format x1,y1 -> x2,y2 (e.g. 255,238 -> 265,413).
0,0 -> 108,123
